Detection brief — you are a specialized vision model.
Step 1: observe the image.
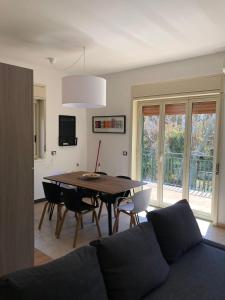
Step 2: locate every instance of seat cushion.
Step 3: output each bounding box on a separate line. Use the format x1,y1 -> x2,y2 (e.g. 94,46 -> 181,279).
143,241 -> 225,300
117,202 -> 134,211
147,199 -> 202,263
0,246 -> 108,300
90,222 -> 169,300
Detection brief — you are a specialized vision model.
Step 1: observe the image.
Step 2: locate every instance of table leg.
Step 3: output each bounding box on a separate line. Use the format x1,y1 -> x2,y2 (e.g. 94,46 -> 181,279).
107,202 -> 113,235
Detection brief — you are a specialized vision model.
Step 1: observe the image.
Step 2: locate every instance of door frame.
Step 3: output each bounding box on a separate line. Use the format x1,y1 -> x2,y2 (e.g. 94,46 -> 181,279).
133,94 -> 221,222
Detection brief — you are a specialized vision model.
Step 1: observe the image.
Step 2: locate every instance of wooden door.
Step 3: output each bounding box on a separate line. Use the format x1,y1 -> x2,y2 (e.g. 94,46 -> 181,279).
0,62 -> 33,276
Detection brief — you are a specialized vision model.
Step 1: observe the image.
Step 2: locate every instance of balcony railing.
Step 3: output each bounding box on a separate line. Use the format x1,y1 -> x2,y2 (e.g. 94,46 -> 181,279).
142,151 -> 213,193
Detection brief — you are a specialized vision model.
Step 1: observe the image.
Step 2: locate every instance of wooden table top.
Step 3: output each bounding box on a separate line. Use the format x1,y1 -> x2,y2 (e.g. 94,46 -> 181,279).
44,171 -> 146,195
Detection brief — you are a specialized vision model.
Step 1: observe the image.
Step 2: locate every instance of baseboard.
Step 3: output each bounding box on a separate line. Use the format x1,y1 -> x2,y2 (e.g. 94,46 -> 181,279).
34,198 -> 46,203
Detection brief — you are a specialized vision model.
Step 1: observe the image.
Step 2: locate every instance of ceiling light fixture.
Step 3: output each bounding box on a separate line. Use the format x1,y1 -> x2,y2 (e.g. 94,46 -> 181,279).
46,57 -> 56,64
62,47 -> 106,108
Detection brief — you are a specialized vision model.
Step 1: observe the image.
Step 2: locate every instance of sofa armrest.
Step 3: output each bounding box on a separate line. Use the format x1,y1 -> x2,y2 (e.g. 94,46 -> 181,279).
202,238 -> 225,251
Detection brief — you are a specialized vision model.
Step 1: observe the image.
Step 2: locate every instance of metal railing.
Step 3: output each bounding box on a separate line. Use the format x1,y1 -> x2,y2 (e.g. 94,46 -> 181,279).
142,151 -> 213,193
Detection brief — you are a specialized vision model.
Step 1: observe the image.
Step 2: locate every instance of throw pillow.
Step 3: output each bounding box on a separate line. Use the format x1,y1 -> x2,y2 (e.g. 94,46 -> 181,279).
147,199 -> 202,264
0,246 -> 108,300
91,222 -> 169,300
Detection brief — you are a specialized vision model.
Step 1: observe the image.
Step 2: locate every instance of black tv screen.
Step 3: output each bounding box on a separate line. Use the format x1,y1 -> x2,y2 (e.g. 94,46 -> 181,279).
59,115 -> 76,146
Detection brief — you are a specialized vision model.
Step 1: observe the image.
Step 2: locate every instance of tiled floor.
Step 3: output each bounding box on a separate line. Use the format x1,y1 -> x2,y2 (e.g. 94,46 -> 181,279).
35,202 -> 225,260
35,201 -> 132,259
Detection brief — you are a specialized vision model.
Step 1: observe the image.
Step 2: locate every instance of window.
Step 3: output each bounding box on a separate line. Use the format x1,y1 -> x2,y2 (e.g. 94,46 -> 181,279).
33,85 -> 46,159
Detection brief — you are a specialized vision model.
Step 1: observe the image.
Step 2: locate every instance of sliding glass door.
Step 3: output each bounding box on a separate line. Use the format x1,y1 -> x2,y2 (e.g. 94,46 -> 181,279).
140,96 -> 220,220
188,100 -> 218,216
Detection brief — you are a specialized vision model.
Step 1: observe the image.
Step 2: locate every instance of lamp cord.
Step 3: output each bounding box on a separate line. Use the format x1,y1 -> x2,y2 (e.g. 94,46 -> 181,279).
49,46 -> 86,71
83,46 -> 86,74
64,52 -> 84,71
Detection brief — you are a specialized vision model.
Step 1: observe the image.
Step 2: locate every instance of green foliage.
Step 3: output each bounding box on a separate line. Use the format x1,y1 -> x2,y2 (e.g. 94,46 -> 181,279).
141,113 -> 215,192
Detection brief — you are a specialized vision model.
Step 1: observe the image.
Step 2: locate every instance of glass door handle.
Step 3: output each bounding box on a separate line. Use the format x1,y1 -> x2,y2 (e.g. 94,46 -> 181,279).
216,163 -> 220,175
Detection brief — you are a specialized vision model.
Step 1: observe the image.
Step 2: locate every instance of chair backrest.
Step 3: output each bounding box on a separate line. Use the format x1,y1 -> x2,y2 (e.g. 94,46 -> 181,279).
132,188 -> 152,213
48,171 -> 71,189
42,182 -> 62,204
95,171 -> 107,175
62,188 -> 84,212
116,175 -> 131,180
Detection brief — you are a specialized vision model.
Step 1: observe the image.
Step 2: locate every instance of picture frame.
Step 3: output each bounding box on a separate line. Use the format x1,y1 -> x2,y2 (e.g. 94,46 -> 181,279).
92,115 -> 126,134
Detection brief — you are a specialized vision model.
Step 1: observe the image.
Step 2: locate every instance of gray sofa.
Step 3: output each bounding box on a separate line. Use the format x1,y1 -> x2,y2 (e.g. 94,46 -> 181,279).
1,199 -> 225,300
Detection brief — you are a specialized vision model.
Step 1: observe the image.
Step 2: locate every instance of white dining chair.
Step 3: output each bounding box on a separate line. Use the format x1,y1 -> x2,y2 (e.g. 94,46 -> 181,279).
113,188 -> 152,233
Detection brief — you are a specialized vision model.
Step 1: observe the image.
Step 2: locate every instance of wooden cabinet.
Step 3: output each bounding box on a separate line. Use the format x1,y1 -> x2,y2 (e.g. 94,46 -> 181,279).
0,62 -> 34,276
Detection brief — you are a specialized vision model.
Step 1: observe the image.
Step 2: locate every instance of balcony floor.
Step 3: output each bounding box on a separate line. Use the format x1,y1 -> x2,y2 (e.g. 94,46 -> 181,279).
145,182 -> 211,215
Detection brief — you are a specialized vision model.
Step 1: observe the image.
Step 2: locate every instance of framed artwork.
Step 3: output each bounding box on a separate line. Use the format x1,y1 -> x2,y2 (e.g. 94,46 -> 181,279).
92,115 -> 126,133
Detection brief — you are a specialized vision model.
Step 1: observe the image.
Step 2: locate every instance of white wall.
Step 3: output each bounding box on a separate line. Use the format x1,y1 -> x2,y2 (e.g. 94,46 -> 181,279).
87,51 -> 225,224
0,57 -> 87,200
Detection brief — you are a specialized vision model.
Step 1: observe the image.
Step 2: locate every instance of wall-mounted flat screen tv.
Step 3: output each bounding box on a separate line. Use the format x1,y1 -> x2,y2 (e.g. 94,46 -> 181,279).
59,115 -> 77,146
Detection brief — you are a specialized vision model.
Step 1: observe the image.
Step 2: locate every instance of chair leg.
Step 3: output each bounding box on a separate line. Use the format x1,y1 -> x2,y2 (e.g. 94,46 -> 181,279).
55,204 -> 63,236
91,212 -> 95,223
135,214 -> 140,225
74,212 -> 83,229
93,210 -> 102,237
73,213 -> 81,248
38,202 -> 49,230
92,198 -> 99,219
131,213 -> 137,227
113,203 -> 117,218
129,215 -> 133,228
113,210 -> 120,233
98,200 -> 103,220
47,202 -> 51,213
89,196 -> 94,223
94,196 -> 99,207
56,208 -> 68,239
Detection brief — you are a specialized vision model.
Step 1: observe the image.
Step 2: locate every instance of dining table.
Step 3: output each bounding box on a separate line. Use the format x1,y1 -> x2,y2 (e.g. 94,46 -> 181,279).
44,171 -> 147,235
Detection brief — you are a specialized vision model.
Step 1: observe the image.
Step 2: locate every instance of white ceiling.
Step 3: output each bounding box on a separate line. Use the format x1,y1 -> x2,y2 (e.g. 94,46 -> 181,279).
1,0 -> 225,75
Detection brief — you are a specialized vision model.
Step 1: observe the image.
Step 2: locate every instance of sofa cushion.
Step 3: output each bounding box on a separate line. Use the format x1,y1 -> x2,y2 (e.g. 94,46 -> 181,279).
90,222 -> 169,300
0,246 -> 108,300
147,199 -> 202,263
142,241 -> 225,300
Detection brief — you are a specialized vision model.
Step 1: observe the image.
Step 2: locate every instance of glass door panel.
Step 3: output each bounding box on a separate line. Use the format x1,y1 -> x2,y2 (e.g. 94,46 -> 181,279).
163,103 -> 186,205
189,101 -> 217,215
141,105 -> 160,203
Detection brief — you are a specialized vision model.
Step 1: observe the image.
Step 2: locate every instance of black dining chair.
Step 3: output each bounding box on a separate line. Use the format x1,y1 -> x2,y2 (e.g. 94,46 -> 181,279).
78,171 -> 108,205
56,188 -> 101,248
47,171 -> 75,221
38,182 -> 64,236
97,175 -> 133,220
77,172 -> 108,222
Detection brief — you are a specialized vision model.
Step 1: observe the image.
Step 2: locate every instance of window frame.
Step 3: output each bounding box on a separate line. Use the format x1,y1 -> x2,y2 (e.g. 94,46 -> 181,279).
33,85 -> 46,160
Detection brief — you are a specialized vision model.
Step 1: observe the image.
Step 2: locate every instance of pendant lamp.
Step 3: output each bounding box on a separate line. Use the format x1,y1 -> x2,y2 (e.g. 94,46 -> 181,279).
62,47 -> 106,108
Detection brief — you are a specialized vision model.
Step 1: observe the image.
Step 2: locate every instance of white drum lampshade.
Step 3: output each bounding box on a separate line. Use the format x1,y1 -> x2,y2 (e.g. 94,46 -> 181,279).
62,75 -> 106,108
